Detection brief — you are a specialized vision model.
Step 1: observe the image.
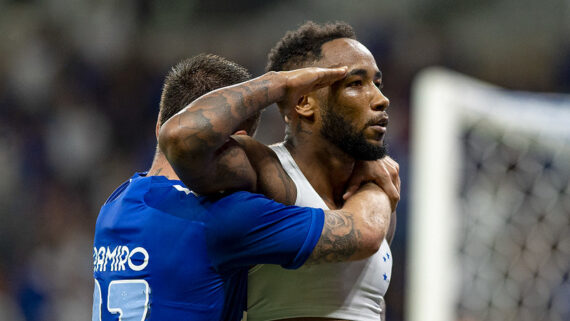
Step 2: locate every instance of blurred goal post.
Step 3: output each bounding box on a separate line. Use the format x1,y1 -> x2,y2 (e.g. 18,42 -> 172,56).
407,68 -> 570,321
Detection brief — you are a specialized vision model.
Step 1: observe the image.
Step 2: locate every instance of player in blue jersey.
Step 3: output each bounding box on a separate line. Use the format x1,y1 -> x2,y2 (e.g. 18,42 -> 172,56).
93,54 -> 397,321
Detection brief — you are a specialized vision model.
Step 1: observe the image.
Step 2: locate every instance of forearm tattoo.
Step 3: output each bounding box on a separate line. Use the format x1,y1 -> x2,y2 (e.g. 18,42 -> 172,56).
306,210 -> 360,264
176,78 -> 272,152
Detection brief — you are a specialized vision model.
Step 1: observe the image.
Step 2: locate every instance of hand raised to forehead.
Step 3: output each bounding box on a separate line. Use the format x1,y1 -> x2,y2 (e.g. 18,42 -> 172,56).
278,66 -> 347,111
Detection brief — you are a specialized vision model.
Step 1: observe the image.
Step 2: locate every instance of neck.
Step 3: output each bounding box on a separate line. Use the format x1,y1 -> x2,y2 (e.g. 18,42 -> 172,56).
148,147 -> 179,180
285,126 -> 355,209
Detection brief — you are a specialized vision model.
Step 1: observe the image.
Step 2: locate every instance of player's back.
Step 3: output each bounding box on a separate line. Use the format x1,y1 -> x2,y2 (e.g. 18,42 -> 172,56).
92,173 -> 225,321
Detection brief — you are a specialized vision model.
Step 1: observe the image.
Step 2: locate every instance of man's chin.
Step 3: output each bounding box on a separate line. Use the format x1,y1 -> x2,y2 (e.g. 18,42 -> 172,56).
366,139 -> 388,156
352,143 -> 387,161
368,138 -> 385,147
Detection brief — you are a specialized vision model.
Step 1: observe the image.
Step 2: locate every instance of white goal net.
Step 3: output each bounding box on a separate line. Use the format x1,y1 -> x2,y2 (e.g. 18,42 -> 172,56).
407,68 -> 570,321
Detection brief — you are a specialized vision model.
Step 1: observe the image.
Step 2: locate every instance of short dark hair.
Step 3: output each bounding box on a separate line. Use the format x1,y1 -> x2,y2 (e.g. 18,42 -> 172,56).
266,21 -> 356,72
159,54 -> 251,126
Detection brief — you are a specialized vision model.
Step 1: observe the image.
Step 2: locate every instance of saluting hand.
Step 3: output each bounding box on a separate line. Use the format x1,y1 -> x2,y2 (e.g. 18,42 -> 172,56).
277,66 -> 348,112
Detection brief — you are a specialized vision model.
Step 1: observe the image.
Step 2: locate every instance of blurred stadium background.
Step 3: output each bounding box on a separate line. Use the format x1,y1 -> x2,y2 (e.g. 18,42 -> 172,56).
0,0 -> 568,320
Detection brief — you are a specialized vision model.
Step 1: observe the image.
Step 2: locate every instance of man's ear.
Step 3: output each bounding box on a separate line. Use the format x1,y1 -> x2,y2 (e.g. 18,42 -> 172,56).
155,122 -> 160,140
295,95 -> 316,118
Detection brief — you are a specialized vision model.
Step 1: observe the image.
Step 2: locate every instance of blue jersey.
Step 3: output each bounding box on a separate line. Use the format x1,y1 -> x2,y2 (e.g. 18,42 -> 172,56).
92,173 -> 324,321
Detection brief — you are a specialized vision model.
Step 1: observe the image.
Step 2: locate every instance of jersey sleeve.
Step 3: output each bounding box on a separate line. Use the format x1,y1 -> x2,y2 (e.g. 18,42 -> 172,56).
202,191 -> 324,274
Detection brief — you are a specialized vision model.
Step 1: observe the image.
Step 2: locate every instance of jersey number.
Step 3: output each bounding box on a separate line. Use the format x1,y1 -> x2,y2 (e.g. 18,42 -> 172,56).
92,279 -> 150,321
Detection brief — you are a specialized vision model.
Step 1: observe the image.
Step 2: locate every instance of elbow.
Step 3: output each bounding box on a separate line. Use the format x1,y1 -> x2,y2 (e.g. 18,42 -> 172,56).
356,226 -> 385,259
158,121 -> 190,163
158,124 -> 177,160
361,235 -> 384,259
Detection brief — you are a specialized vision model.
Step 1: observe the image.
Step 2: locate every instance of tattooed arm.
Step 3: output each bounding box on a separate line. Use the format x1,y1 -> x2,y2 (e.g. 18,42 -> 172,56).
306,182 -> 392,264
158,67 -> 347,195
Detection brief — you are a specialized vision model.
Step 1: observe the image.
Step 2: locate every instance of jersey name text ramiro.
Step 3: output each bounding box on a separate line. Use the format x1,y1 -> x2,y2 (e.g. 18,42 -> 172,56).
93,246 -> 149,272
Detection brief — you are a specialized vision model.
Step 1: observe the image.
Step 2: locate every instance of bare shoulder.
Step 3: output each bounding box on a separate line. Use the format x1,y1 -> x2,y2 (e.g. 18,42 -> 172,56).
230,135 -> 297,205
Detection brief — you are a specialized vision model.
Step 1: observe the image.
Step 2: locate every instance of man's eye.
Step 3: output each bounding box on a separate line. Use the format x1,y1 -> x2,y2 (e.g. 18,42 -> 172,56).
348,80 -> 363,87
375,82 -> 384,89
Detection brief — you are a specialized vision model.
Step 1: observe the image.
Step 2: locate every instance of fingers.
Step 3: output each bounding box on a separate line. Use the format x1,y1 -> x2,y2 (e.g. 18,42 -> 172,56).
313,66 -> 348,89
343,156 -> 401,205
377,165 -> 399,206
362,157 -> 399,212
279,67 -> 347,111
285,66 -> 348,92
381,157 -> 401,211
343,176 -> 362,200
381,156 -> 400,193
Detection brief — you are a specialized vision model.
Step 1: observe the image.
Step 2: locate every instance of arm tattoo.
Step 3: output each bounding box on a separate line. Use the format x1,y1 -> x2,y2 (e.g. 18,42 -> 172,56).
177,78 -> 272,152
257,162 -> 296,205
305,210 -> 360,265
295,121 -> 312,137
213,147 -> 256,191
164,77 -> 274,192
275,165 -> 296,205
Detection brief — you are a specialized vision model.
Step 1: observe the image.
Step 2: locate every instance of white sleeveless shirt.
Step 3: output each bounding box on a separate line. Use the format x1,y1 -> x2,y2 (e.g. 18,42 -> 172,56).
246,142 -> 392,321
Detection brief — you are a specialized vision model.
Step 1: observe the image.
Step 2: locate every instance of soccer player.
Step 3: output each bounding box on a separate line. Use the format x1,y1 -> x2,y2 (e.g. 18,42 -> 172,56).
160,22 -> 399,320
93,54 -> 397,321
